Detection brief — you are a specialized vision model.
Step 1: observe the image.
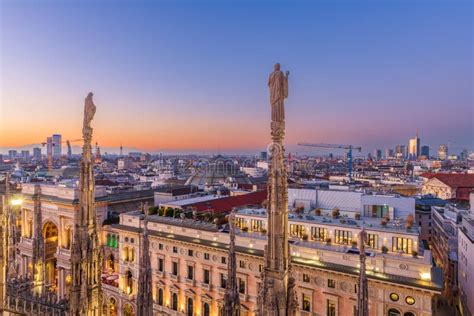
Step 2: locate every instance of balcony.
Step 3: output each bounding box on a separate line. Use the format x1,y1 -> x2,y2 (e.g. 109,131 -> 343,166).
185,278 -> 195,286
201,282 -> 211,291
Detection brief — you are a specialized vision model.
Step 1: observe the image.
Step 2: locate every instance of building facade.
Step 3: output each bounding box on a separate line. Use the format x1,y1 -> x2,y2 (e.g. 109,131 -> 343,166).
458,194 -> 474,316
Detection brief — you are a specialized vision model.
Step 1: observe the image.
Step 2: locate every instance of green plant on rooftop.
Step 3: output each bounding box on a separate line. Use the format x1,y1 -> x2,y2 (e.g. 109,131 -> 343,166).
325,237 -> 332,245
148,206 -> 159,215
315,208 -> 321,216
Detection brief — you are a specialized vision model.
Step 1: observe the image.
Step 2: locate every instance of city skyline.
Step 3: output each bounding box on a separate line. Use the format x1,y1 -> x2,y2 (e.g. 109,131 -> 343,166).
1,0 -> 472,152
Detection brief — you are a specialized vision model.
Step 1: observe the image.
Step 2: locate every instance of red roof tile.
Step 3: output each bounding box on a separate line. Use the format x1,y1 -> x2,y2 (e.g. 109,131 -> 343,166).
186,190 -> 267,213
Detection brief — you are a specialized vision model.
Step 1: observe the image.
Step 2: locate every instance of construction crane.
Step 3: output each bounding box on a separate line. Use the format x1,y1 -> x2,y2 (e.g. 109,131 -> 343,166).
298,142 -> 362,182
41,138 -> 82,172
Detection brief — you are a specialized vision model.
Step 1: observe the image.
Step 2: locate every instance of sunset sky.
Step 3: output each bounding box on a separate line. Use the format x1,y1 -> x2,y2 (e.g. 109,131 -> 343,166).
1,0 -> 472,154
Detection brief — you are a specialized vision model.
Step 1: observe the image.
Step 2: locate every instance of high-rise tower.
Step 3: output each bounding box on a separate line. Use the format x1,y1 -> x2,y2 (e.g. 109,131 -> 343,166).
257,63 -> 297,316
70,93 -> 102,315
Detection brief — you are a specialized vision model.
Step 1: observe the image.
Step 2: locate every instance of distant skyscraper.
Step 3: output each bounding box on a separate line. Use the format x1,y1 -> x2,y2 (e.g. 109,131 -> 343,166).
373,149 -> 382,160
408,130 -> 420,159
421,145 -> 430,157
260,151 -> 268,161
46,137 -> 53,159
384,148 -> 394,159
438,144 -> 448,160
21,150 -> 30,160
395,145 -> 406,159
8,150 -> 17,160
460,149 -> 468,161
52,134 -> 62,157
33,147 -> 42,159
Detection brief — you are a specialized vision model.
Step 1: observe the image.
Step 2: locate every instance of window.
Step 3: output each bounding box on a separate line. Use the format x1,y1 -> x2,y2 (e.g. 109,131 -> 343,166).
172,293 -> 178,311
302,294 -> 311,312
363,204 -> 389,218
173,246 -> 178,253
251,219 -> 263,232
130,238 -> 134,243
327,299 -> 336,316
203,269 -> 210,284
328,279 -> 335,288
158,258 -> 164,272
238,278 -> 246,294
367,234 -> 379,249
311,227 -> 327,241
203,302 -> 210,316
188,249 -> 194,257
388,309 -> 401,316
187,298 -> 193,316
303,273 -> 310,283
392,237 -> 413,254
239,260 -> 246,269
221,257 -> 227,264
157,288 -> 163,305
335,230 -> 352,245
187,265 -> 194,280
172,262 -> 178,276
290,224 -> 305,238
204,253 -> 210,260
390,293 -> 399,302
220,273 -> 227,288
259,264 -> 263,272
159,243 -> 163,250
405,296 -> 415,305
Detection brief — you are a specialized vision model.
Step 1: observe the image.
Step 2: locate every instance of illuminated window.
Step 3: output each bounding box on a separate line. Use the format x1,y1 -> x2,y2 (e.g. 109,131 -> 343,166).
311,227 -> 327,241
327,299 -> 336,316
392,237 -> 413,254
302,294 -> 311,312
390,293 -> 399,302
335,230 -> 352,245
290,224 -> 305,238
405,296 -> 415,305
367,233 -> 379,249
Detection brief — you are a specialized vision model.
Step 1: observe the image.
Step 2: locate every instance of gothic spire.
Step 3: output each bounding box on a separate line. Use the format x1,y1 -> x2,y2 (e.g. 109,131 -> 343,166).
258,63 -> 297,316
136,202 -> 153,316
70,92 -> 102,316
223,209 -> 240,316
357,228 -> 369,316
32,184 -> 45,294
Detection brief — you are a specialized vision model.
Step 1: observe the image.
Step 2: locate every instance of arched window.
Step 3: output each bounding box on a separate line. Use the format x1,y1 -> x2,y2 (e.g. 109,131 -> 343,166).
203,302 -> 210,316
125,271 -> 133,295
157,288 -> 163,306
112,235 -> 117,248
129,248 -> 135,262
388,309 -> 401,316
172,293 -> 178,311
122,246 -> 129,261
109,297 -> 117,316
123,303 -> 134,316
106,234 -> 111,247
187,297 -> 194,316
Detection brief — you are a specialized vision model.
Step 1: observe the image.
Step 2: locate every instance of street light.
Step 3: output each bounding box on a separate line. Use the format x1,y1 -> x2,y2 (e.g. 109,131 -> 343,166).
10,199 -> 22,206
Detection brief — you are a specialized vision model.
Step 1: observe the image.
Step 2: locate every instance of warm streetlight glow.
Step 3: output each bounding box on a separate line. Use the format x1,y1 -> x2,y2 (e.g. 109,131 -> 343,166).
10,198 -> 23,206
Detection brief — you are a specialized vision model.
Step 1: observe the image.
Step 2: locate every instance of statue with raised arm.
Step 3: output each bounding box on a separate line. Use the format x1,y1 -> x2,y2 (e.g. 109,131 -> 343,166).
82,92 -> 96,141
268,63 -> 289,123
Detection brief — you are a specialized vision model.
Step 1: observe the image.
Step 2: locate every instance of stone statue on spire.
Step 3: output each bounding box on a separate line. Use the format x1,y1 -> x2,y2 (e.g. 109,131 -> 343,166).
357,227 -> 369,316
83,92 -> 96,142
268,63 -> 289,123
